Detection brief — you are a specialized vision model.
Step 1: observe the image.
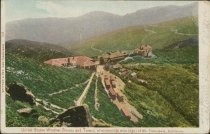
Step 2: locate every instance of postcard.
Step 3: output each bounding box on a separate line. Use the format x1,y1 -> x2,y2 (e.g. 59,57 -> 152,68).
1,0 -> 210,133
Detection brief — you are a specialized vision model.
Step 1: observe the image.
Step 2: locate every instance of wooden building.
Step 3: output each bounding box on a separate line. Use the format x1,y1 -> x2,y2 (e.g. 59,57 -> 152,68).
98,51 -> 128,64
44,56 -> 99,69
134,44 -> 152,57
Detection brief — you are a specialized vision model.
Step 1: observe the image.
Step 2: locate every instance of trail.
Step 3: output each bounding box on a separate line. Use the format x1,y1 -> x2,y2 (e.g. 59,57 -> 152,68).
148,24 -> 176,28
149,24 -> 197,36
6,90 -> 66,115
140,27 -> 157,44
94,74 -> 100,111
91,45 -> 103,53
75,72 -> 95,106
48,80 -> 89,96
35,98 -> 66,115
144,28 -> 157,34
170,28 -> 198,36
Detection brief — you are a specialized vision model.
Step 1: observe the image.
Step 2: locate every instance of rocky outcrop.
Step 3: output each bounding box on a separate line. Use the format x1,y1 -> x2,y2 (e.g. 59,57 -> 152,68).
92,116 -> 112,127
38,116 -> 49,125
7,82 -> 36,105
50,105 -> 92,127
17,107 -> 34,117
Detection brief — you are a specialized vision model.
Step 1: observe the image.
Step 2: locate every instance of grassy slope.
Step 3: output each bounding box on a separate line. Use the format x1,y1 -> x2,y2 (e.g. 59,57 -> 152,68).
122,63 -> 198,127
6,53 -> 91,105
122,45 -> 198,65
76,17 -> 199,127
107,41 -> 198,127
6,96 -> 54,127
124,83 -> 192,127
5,16 -> 198,127
6,39 -> 72,62
6,53 -> 92,126
72,17 -> 198,57
84,76 -> 133,127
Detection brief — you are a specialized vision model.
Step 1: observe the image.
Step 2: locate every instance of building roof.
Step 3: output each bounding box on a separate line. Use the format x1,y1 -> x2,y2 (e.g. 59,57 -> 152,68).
139,44 -> 152,51
105,79 -> 111,86
44,56 -> 97,67
100,51 -> 128,59
108,88 -> 116,96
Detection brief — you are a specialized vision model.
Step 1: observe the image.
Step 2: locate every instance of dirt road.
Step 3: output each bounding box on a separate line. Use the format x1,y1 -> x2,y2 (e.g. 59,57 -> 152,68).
91,45 -> 103,53
48,80 -> 89,96
35,98 -> 66,115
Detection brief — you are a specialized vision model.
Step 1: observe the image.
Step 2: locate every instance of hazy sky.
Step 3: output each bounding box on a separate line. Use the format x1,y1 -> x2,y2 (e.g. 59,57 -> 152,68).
5,0 -> 196,22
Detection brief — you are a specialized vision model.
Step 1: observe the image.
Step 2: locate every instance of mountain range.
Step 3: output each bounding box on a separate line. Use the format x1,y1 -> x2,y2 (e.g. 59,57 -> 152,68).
6,3 -> 197,46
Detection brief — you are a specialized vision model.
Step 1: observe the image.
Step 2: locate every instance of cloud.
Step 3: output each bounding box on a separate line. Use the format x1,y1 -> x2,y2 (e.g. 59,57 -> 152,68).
5,0 -> 196,22
36,1 -> 69,17
36,1 -> 96,18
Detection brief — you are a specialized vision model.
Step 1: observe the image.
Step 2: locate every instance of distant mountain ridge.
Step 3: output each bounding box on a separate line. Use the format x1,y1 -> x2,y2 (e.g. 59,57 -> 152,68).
6,39 -> 72,61
6,3 -> 197,46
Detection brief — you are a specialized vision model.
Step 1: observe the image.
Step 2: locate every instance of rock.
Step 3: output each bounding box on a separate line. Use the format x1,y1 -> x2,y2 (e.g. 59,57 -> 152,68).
50,105 -> 92,127
112,64 -> 123,69
131,72 -> 137,78
137,79 -> 148,84
5,86 -> 9,92
38,116 -> 49,125
92,117 -> 112,127
17,107 -> 34,116
62,122 -> 72,127
8,82 -> 36,105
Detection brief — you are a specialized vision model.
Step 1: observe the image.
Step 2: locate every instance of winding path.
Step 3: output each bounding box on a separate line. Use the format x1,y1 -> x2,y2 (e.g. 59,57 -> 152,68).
91,45 -> 103,53
35,98 -> 66,115
48,80 -> 89,96
170,28 -> 198,36
149,24 -> 198,36
141,27 -> 157,44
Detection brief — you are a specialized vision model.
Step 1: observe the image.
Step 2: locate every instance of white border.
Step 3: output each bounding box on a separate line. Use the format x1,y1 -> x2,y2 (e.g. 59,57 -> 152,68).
1,1 -> 210,133
199,1 -> 210,133
1,0 -> 6,132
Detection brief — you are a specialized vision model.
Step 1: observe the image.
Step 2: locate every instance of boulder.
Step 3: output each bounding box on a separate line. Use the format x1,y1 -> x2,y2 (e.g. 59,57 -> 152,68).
131,72 -> 137,78
50,105 -> 92,127
7,82 -> 35,105
17,107 -> 34,116
92,117 -> 112,127
38,116 -> 49,125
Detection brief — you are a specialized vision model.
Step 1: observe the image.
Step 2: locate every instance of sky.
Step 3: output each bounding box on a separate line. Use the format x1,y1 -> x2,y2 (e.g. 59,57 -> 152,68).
5,0 -> 196,22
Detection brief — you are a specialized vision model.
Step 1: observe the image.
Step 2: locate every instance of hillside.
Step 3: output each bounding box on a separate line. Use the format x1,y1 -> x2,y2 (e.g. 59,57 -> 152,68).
6,3 -> 197,45
5,14 -> 199,127
121,63 -> 198,126
6,39 -> 72,62
72,17 -> 198,57
6,53 -> 92,126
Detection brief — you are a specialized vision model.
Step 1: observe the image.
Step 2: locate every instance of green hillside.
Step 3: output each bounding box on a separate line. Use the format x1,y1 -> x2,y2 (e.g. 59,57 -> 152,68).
6,39 -> 72,62
120,63 -> 198,127
5,16 -> 198,127
6,53 -> 91,126
108,36 -> 199,126
72,17 -> 198,57
6,95 -> 54,127
84,76 -> 133,127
